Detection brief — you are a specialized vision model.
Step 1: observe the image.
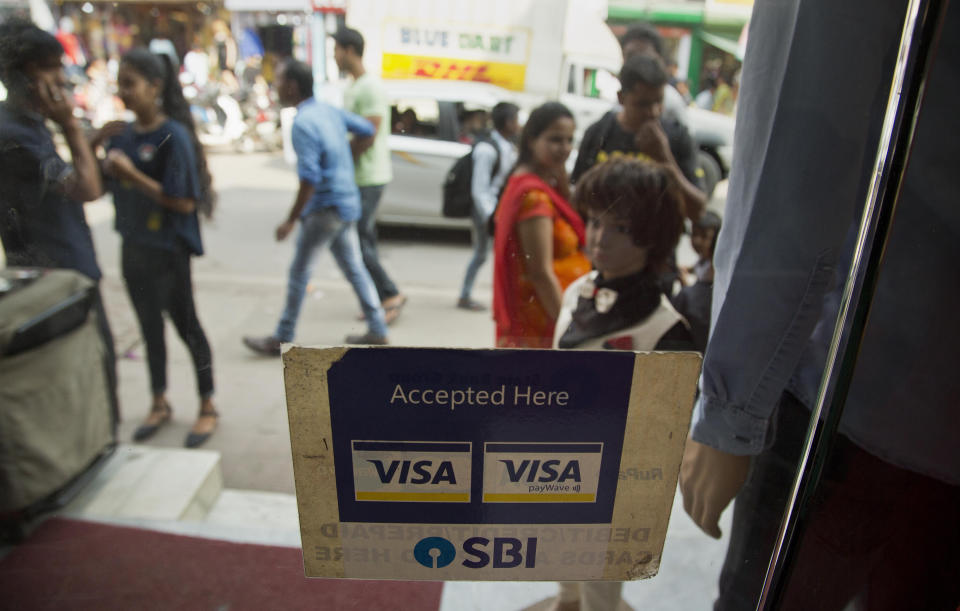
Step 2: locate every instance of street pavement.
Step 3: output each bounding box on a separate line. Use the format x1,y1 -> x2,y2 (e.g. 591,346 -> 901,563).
87,152 -> 502,494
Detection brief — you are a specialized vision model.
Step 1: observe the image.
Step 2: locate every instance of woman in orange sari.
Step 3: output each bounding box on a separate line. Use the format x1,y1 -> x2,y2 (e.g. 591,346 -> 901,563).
493,102 -> 591,347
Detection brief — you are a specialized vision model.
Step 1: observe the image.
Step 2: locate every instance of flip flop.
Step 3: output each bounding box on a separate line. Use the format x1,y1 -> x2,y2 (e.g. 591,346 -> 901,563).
357,295 -> 408,323
383,295 -> 408,325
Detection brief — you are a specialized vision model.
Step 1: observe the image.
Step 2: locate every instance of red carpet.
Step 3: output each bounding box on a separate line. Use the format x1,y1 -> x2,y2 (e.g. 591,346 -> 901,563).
0,518 -> 443,611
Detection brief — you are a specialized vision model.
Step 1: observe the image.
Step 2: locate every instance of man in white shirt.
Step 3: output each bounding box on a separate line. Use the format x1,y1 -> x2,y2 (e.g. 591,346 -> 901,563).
457,102 -> 520,311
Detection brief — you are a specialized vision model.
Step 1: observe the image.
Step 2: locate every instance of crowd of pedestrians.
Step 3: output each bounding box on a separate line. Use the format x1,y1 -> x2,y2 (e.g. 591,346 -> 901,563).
0,15 -> 715,466
490,24 -> 713,356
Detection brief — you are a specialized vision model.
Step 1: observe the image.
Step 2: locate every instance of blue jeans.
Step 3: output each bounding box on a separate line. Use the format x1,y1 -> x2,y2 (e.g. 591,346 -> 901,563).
459,203 -> 491,300
358,184 -> 400,301
275,208 -> 387,342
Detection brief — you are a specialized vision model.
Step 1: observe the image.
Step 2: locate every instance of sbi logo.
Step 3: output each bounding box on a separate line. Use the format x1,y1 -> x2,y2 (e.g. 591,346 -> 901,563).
413,536 -> 538,569
413,537 -> 457,568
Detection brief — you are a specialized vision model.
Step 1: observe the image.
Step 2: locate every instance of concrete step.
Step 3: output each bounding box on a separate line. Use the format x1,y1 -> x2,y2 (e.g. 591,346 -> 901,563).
61,444 -> 223,522
55,444 -> 302,548
202,489 -> 301,546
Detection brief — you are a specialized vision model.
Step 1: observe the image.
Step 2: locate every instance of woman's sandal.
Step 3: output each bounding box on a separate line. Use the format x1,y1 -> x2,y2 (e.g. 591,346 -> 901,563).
185,409 -> 219,448
132,401 -> 172,442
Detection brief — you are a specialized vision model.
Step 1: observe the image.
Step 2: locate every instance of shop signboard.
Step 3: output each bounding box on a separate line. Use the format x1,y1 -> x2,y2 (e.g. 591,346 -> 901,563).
378,21 -> 531,91
284,346 -> 700,581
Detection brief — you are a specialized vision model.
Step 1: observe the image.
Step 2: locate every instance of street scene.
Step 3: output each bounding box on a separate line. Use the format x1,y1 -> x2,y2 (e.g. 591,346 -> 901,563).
89,149 -> 730,610
0,0 -> 740,607
84,143 -> 716,487
93,150 -> 505,493
2,0 -> 739,498
5,0 -> 957,609
2,141 -> 730,608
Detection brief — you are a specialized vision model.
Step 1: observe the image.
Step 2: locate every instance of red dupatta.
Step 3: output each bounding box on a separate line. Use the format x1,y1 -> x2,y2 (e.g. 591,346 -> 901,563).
492,172 -> 586,339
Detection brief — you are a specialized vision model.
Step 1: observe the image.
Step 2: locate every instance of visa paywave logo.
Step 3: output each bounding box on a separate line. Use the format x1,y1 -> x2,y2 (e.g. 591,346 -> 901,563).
483,442 -> 603,503
413,536 -> 538,569
351,440 -> 603,504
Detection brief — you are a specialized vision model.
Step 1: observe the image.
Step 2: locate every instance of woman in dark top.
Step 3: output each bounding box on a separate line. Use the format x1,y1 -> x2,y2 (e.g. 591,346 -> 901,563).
103,48 -> 218,448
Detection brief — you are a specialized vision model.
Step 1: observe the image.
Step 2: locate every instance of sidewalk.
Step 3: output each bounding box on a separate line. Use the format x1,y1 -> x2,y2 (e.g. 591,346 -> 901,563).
97,243 -> 498,494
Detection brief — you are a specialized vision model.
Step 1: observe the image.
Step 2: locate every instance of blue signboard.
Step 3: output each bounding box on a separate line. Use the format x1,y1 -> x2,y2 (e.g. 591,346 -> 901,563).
327,348 -> 634,525
284,346 -> 700,581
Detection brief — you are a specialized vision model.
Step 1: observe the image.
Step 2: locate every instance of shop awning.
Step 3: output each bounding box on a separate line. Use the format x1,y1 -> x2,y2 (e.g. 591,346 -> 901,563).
608,2 -> 704,25
700,30 -> 743,60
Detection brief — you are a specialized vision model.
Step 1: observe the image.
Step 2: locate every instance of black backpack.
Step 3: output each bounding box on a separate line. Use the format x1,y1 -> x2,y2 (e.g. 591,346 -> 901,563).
441,135 -> 500,219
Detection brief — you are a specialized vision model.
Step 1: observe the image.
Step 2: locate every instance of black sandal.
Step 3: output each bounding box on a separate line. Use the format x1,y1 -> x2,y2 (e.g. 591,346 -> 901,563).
184,409 -> 219,448
133,401 -> 172,442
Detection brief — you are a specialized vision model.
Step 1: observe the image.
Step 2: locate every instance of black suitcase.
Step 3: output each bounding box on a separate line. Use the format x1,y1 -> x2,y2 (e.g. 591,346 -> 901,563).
0,268 -> 116,541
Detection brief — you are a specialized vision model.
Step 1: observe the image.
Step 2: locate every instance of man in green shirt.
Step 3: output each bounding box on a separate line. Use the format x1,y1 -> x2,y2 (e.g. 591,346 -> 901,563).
334,27 -> 406,323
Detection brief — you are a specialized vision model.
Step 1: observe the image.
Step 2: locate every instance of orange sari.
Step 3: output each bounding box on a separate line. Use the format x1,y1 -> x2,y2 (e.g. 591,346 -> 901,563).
493,173 -> 590,348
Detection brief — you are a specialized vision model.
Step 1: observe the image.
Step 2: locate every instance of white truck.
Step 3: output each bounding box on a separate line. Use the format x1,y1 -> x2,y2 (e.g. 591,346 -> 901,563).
346,0 -> 623,130
342,0 -> 625,227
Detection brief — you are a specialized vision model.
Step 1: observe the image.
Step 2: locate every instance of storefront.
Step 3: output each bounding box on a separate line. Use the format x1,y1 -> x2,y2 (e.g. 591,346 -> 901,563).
52,0 -> 227,64
224,0 -> 345,87
607,0 -> 750,98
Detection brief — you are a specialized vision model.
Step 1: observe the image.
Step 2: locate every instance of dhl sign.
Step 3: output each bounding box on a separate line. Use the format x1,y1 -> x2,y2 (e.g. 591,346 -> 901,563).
382,53 -> 528,91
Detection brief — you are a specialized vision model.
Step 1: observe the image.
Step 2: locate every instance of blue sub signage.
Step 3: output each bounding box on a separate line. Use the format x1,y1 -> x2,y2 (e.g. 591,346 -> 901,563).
284,347 -> 701,581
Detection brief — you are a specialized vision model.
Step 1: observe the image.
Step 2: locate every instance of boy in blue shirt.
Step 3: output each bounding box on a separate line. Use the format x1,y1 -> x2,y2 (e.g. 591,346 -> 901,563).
243,60 -> 389,355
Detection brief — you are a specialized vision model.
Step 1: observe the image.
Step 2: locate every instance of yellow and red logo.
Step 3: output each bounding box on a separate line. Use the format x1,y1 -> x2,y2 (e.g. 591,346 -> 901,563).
382,53 -> 527,91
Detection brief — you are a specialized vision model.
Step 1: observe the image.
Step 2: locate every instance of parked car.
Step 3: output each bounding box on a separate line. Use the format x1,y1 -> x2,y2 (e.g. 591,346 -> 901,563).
376,80 -> 734,229
687,105 -> 735,198
377,80 -> 519,229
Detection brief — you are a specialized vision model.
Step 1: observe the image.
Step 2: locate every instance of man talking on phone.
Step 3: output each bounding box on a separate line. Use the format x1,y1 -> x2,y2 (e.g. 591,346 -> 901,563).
0,18 -> 117,412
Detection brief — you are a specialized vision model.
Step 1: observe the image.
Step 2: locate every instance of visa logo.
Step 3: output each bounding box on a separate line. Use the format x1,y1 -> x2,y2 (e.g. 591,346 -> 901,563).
500,459 -> 582,483
482,443 -> 602,503
368,459 -> 457,485
352,441 -> 472,503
